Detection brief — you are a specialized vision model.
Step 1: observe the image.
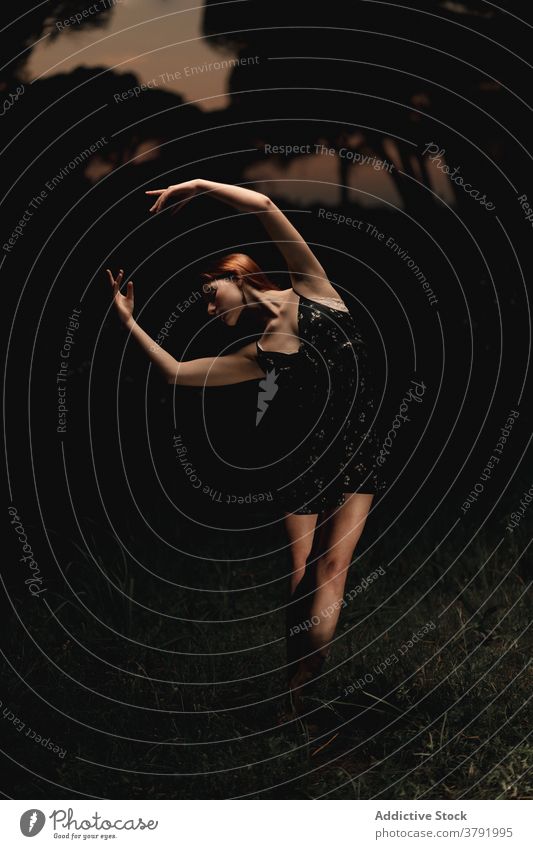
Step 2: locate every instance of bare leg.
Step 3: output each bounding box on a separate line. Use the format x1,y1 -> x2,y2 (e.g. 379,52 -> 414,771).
284,511 -> 318,595
283,512 -> 318,674
288,493 -> 375,711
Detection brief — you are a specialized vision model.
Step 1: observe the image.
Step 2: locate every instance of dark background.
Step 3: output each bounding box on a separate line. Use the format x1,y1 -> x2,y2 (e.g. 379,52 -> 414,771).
2,0 -> 532,800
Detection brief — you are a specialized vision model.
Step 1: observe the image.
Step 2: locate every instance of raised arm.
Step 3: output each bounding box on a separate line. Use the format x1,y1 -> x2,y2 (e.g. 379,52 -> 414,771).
107,268 -> 263,386
145,179 -> 343,301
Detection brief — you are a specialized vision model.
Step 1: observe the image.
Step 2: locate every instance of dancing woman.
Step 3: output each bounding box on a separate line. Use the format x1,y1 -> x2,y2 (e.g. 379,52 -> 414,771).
107,179 -> 381,715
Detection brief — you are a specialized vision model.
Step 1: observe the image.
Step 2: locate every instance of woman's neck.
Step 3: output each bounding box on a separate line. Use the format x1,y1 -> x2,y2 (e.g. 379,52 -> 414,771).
241,282 -> 285,321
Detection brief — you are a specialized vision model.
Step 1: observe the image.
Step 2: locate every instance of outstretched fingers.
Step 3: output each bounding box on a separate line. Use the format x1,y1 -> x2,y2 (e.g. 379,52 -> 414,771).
144,189 -> 167,212
106,268 -> 124,288
150,193 -> 169,213
145,183 -> 196,213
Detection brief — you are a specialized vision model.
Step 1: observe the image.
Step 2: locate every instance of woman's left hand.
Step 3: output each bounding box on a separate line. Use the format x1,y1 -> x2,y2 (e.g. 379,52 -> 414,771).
145,179 -> 201,215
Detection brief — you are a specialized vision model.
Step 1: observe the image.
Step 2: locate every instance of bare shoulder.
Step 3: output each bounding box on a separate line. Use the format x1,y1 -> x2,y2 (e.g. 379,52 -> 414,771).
288,269 -> 345,302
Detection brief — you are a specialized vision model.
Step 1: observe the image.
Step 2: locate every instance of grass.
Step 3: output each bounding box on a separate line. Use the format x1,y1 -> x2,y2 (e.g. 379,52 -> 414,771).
2,495 -> 532,800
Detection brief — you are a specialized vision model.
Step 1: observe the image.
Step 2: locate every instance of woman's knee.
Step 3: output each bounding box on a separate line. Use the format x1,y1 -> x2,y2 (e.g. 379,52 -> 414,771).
316,554 -> 351,585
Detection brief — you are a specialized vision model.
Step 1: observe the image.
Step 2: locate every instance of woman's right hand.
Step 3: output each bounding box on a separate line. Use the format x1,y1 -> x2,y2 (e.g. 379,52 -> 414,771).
107,268 -> 134,326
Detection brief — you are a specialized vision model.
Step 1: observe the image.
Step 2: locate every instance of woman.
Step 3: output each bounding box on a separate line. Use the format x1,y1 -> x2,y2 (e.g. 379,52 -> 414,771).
107,178 -> 381,717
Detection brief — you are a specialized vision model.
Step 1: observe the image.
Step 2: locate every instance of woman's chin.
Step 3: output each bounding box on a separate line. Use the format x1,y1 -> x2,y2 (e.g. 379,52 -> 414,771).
221,307 -> 246,326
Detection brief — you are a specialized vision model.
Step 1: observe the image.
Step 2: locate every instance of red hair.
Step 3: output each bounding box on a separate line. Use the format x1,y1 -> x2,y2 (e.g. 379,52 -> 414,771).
200,252 -> 280,292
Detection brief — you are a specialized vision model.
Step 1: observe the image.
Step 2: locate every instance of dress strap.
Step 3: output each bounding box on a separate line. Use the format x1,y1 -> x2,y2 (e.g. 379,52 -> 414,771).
303,294 -> 350,313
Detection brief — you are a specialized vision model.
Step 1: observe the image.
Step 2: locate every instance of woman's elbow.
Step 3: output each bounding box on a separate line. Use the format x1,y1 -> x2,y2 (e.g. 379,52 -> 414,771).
256,193 -> 273,211
165,362 -> 181,384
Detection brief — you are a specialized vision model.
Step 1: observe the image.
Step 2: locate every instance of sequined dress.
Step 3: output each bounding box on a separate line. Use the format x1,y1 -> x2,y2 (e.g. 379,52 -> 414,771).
255,292 -> 383,514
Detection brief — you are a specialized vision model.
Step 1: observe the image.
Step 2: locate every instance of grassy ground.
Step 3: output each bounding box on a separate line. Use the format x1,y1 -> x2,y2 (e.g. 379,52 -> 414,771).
3,493 -> 532,800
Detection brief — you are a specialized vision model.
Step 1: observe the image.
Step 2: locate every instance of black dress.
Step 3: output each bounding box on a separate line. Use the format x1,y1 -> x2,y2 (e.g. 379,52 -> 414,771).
255,292 -> 383,515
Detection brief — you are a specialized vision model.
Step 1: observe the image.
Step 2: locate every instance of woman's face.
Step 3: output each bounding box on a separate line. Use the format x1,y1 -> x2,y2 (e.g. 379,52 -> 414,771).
202,277 -> 245,326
